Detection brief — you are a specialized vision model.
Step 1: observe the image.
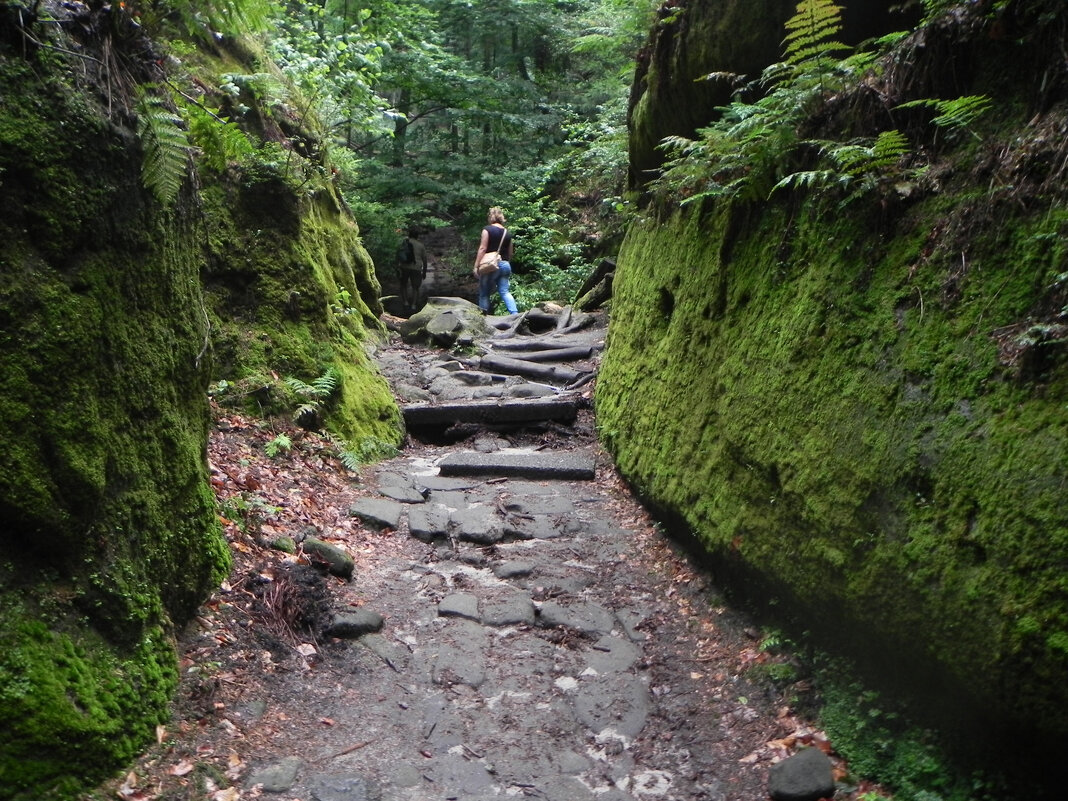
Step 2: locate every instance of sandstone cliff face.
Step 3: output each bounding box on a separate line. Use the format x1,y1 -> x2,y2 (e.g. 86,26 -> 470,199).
628,0 -> 910,187
0,9 -> 397,797
604,0 -> 1068,764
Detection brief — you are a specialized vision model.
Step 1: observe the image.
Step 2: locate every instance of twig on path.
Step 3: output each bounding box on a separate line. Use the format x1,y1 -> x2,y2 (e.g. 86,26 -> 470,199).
323,740 -> 373,761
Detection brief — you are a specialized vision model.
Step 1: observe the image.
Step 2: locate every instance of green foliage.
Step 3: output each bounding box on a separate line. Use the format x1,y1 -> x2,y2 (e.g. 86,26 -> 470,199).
264,433 -> 293,457
342,436 -> 400,468
782,0 -> 850,79
654,2 -> 856,205
185,103 -> 256,173
285,369 -> 340,428
652,2 -> 984,206
815,662 -> 1002,801
772,129 -> 912,199
135,91 -> 189,207
132,0 -> 275,39
324,0 -> 644,265
896,95 -> 993,139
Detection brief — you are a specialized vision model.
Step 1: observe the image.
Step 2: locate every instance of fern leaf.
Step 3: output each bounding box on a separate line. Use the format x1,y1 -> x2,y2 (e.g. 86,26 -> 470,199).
136,94 -> 189,207
930,95 -> 992,131
311,368 -> 339,398
285,376 -> 315,396
782,0 -> 849,67
870,129 -> 910,168
186,104 -> 254,173
339,450 -> 362,472
264,433 -> 292,457
897,95 -> 991,137
294,402 -> 319,423
771,170 -> 837,194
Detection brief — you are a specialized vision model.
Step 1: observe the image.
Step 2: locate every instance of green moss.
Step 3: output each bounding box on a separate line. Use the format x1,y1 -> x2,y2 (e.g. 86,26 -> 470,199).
598,186 -> 1068,747
199,168 -> 401,447
0,47 -> 229,796
0,619 -> 177,800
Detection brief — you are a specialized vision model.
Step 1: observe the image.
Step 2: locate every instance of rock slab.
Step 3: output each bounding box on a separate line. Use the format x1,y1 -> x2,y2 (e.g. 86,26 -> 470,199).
438,450 -> 596,480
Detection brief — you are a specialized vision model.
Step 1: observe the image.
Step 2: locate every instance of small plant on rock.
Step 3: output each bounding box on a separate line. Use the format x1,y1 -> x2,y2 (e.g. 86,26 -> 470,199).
285,369 -> 339,429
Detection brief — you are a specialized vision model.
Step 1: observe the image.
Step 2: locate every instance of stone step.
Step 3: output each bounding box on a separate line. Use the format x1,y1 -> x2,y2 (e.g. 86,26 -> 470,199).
437,449 -> 596,480
402,396 -> 581,428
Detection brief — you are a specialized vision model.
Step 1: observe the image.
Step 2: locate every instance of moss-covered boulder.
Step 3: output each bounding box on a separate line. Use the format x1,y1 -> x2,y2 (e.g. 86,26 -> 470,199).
602,0 -> 1068,769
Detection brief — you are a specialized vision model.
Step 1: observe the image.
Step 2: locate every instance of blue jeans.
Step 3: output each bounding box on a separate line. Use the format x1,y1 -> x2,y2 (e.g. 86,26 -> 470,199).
478,260 -> 518,314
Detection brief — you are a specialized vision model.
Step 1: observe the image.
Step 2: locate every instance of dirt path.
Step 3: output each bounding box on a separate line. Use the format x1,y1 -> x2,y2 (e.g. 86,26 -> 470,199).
99,305 -> 845,801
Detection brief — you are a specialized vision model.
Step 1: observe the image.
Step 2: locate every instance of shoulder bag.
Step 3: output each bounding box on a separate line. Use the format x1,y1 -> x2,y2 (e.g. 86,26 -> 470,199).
476,227 -> 508,276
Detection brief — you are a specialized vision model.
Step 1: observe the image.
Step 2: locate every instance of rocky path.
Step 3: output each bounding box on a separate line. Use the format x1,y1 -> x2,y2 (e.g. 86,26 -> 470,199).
103,301 -> 843,801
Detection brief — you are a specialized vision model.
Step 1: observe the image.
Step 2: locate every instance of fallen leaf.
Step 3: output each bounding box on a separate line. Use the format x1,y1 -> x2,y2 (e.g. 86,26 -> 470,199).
169,760 -> 194,777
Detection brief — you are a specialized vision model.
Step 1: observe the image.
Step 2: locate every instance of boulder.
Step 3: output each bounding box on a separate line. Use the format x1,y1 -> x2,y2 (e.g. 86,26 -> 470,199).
768,748 -> 835,801
398,297 -> 490,347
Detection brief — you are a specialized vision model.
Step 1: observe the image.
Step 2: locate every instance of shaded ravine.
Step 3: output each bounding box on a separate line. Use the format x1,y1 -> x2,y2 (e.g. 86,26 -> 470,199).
96,303 -> 848,801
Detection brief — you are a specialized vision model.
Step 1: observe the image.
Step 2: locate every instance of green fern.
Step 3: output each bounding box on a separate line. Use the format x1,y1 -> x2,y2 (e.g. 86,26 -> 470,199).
285,369 -> 340,427
150,0 -> 275,38
653,0 -> 916,206
322,433 -> 399,470
186,104 -> 255,173
136,93 -> 189,207
782,0 -> 850,76
264,433 -> 293,457
773,130 -> 911,198
896,95 -> 992,138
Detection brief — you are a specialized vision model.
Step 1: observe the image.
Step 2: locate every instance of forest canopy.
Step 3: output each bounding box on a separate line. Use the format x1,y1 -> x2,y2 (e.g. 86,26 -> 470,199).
124,0 -> 656,301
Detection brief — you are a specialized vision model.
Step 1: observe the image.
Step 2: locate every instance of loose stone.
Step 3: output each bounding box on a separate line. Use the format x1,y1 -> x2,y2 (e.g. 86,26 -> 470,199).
437,592 -> 480,621
768,747 -> 836,801
324,610 -> 385,639
348,497 -> 404,529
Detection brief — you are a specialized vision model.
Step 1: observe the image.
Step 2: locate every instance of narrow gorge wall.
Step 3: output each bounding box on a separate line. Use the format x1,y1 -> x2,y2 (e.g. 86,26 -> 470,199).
0,7 -> 398,797
601,0 -> 1068,763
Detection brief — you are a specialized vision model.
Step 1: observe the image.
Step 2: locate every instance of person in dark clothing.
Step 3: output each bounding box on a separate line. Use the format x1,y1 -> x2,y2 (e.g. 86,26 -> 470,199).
397,228 -> 428,309
473,206 -> 518,314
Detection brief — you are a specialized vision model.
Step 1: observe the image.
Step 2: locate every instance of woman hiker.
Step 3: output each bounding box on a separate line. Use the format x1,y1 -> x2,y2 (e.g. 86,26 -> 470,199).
473,206 -> 518,314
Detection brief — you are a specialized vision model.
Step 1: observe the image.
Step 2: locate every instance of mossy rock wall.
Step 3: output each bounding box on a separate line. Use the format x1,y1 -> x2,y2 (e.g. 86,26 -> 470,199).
599,195 -> 1068,745
603,2 -> 1068,756
0,17 -> 399,799
628,0 -> 911,187
201,172 -> 400,446
0,53 -> 230,799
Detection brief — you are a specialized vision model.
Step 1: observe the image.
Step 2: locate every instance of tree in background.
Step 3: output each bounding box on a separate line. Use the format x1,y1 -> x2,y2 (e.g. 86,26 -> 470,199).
269,0 -> 656,302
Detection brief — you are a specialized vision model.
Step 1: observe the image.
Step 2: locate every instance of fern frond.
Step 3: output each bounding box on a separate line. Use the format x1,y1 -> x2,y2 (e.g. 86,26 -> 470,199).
264,433 -> 292,457
136,93 -> 189,207
870,129 -> 910,168
284,376 -> 315,396
294,402 -> 319,423
697,71 -> 747,88
782,0 -> 849,67
771,170 -> 838,194
339,450 -> 363,472
186,104 -> 254,173
311,368 -> 340,398
897,95 -> 992,137
929,95 -> 992,131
